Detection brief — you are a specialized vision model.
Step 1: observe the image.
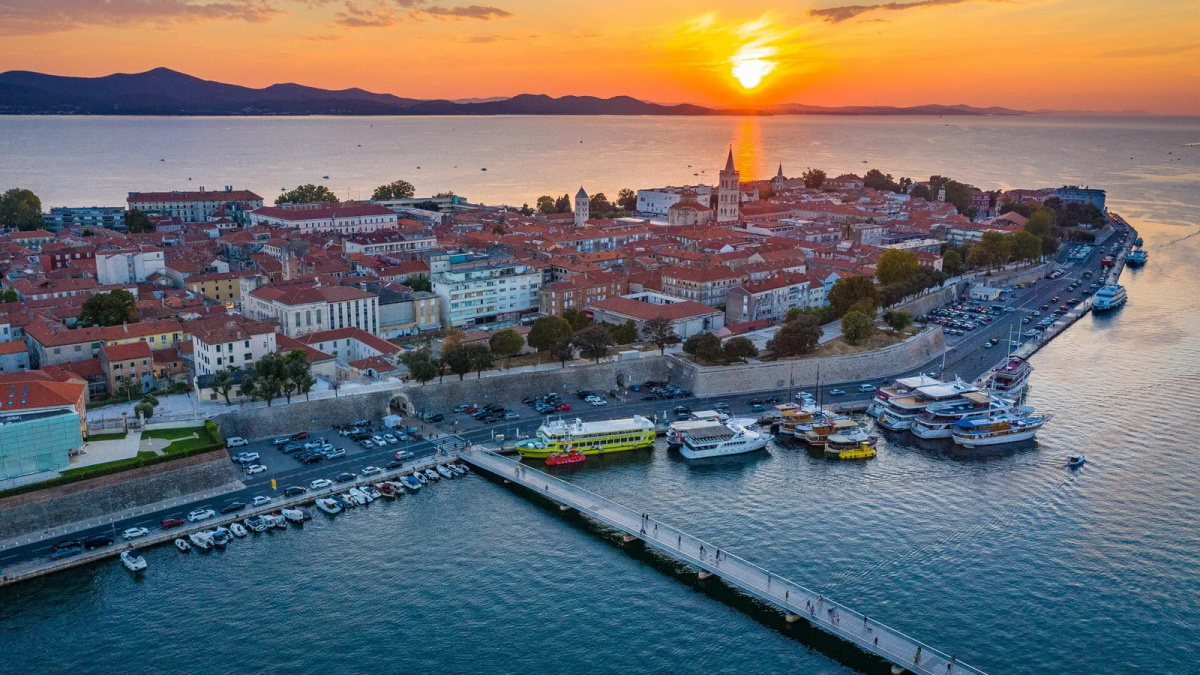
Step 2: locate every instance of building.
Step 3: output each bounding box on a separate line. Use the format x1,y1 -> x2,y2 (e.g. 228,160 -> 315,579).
249,202 -> 399,234
185,271 -> 247,306
724,273 -> 823,326
343,229 -> 437,255
433,262 -> 542,328
24,318 -> 184,367
1054,186 -> 1106,212
969,285 -> 1002,301
245,278 -> 380,337
666,188 -> 714,228
297,327 -> 401,368
716,149 -> 740,223
0,340 -> 31,373
191,315 -> 278,378
661,265 -> 749,307
127,187 -> 263,222
95,246 -> 166,285
587,292 -> 725,339
99,341 -> 155,395
770,165 -> 788,194
43,206 -> 126,232
539,271 -> 629,317
636,185 -> 713,216
0,373 -> 88,480
574,187 -> 589,228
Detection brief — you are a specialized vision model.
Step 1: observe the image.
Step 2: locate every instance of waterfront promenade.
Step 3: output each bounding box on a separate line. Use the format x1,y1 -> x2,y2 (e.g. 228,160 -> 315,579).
462,448 -> 985,675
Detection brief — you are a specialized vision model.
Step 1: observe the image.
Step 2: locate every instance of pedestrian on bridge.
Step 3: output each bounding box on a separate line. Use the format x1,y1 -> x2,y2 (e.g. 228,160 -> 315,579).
914,646 -> 922,666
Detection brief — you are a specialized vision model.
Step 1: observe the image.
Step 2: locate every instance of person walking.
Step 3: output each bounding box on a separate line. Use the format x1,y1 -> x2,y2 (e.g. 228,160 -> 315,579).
914,646 -> 922,665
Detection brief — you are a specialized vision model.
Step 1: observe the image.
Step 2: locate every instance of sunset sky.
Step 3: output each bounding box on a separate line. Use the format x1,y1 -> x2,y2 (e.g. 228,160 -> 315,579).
1,0 -> 1198,114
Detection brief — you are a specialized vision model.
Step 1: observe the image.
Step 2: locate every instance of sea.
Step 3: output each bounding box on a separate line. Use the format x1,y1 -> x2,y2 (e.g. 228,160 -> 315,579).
2,115 -> 1199,674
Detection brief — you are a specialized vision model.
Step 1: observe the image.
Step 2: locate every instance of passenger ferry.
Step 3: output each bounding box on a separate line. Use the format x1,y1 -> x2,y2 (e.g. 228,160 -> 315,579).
666,410 -> 725,449
802,417 -> 871,447
911,391 -> 1014,439
824,435 -> 876,460
1126,249 -> 1148,267
515,416 -> 656,458
870,377 -> 978,432
776,403 -> 826,438
1092,284 -> 1127,311
950,409 -> 1052,448
985,357 -> 1033,396
679,421 -> 772,459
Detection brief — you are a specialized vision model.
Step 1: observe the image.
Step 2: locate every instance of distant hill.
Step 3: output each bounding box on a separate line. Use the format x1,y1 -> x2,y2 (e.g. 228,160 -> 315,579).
766,102 -> 1028,116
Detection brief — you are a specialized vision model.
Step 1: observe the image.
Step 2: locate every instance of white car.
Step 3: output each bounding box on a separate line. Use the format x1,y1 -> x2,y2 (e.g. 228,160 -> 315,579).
858,384 -> 877,393
251,496 -> 272,507
122,527 -> 149,540
187,508 -> 216,522
310,478 -> 334,490
245,464 -> 267,475
590,398 -> 607,407
232,452 -> 260,464
227,437 -> 249,447
361,466 -> 382,476
383,434 -> 398,444
371,435 -> 385,445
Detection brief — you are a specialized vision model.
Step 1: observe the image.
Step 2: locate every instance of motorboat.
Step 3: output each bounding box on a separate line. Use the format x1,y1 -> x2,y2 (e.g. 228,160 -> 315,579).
337,493 -> 357,509
1067,454 -> 1086,467
666,411 -> 725,449
823,435 -> 877,460
1126,249 -> 1148,267
243,516 -> 269,533
436,465 -> 455,480
346,489 -> 368,506
281,508 -> 307,523
268,513 -> 288,529
229,523 -> 248,538
449,464 -> 468,476
211,527 -> 232,547
870,377 -> 978,432
951,409 -> 1052,448
401,475 -> 422,492
376,482 -> 398,498
120,550 -> 148,572
984,357 -> 1034,397
455,463 -> 471,474
911,392 -> 1014,440
414,471 -> 429,485
679,421 -> 772,459
189,531 -> 214,550
803,418 -> 863,448
423,468 -> 441,482
316,497 -> 343,514
545,449 -> 586,466
364,486 -> 382,500
174,538 -> 191,553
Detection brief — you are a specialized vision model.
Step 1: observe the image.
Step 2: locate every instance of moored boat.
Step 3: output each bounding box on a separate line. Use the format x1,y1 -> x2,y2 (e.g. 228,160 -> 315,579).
423,468 -> 440,482
984,357 -> 1033,397
414,471 -> 429,485
174,538 -> 191,553
401,475 -> 422,492
120,550 -> 147,572
376,482 -> 398,498
911,391 -> 1014,439
679,421 -> 772,459
189,531 -> 214,550
823,435 -> 877,460
211,527 -> 232,546
871,377 -> 978,432
229,523 -> 248,538
1092,284 -> 1127,311
516,415 -> 656,458
281,507 -> 309,523
545,449 -> 586,466
448,464 -> 467,477
1126,249 -> 1148,267
951,409 -> 1052,448
268,513 -> 288,528
243,516 -> 268,533
316,497 -> 343,514
436,465 -> 455,480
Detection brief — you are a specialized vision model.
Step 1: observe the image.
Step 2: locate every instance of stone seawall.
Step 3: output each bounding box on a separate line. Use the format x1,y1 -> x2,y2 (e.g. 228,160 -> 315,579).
215,390 -> 403,440
0,451 -> 242,540
688,328 -> 944,397
891,284 -> 964,320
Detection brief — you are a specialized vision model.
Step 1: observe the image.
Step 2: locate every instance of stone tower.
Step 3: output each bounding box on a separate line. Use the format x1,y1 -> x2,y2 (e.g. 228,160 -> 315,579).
771,164 -> 786,194
717,147 -> 740,223
574,186 -> 589,227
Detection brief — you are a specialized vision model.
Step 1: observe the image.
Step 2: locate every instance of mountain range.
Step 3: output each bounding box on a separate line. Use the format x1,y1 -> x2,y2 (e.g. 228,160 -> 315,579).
0,67 -> 1124,117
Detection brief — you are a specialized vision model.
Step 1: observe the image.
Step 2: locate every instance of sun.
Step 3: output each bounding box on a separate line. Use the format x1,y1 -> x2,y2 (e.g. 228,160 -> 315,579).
728,21 -> 779,91
732,58 -> 775,90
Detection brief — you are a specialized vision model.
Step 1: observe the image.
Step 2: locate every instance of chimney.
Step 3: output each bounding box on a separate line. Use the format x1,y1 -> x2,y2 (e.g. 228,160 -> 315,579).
123,322 -> 128,333
199,186 -> 205,193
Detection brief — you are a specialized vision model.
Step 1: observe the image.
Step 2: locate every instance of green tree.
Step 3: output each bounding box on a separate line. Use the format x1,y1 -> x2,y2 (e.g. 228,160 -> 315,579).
562,308 -> 591,332
79,289 -> 139,327
882,309 -> 912,334
610,320 -> 639,345
117,376 -> 141,402
827,276 -> 880,317
1012,230 -> 1043,264
841,310 -> 874,345
970,231 -> 1013,270
551,335 -> 575,367
210,367 -> 235,406
441,327 -> 466,354
124,208 -> 156,234
255,375 -> 284,407
466,344 -> 494,378
371,179 -> 415,201
133,401 -> 154,421
536,195 -> 556,214
875,249 -> 920,286
616,188 -> 638,212
444,346 -> 473,381
1,288 -> 17,304
489,328 -> 525,368
640,316 -> 677,355
528,315 -> 572,351
849,297 -> 877,318
554,194 -> 572,213
519,203 -> 534,217
400,349 -> 438,385
801,168 -> 826,189
863,168 -> 903,194
0,188 -> 43,231
588,192 -> 611,216
573,325 -> 612,363
276,184 -> 339,205
405,275 -> 432,292
722,336 -> 759,362
942,249 -> 965,277
766,315 -> 822,356
683,332 -> 723,363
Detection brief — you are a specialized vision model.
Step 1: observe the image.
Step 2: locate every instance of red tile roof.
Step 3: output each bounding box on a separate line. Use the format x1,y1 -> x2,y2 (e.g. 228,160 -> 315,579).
588,296 -> 720,322
101,341 -> 153,361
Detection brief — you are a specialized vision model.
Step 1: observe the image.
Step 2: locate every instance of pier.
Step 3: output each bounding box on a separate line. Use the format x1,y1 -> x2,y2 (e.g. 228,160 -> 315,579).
461,448 -> 986,675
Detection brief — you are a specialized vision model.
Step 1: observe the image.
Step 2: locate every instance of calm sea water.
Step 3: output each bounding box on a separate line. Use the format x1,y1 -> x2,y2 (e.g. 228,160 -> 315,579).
2,116 -> 1200,674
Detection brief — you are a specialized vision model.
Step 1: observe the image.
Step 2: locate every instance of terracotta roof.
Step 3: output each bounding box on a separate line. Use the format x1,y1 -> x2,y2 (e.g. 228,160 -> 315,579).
101,341 -> 153,361
128,190 -> 262,203
190,315 -> 277,345
349,356 -> 401,373
276,333 -> 334,363
588,296 -> 720,322
0,379 -> 85,412
252,203 -> 395,222
250,279 -> 375,306
299,327 -> 399,355
0,340 -> 27,356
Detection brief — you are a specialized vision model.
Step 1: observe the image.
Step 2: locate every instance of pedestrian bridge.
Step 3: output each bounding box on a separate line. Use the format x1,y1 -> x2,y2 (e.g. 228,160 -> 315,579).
460,448 -> 986,675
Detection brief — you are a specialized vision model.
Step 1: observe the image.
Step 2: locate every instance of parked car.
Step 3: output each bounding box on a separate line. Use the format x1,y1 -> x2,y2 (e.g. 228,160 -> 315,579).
361,466 -> 382,476
227,437 -> 249,447
858,384 -> 877,392
161,516 -> 186,529
335,472 -> 357,483
50,546 -> 82,560
428,414 -> 445,423
387,459 -> 403,469
503,412 -> 520,420
327,449 -> 346,459
245,464 -> 267,475
187,508 -> 215,523
371,435 -> 385,445
827,389 -> 846,396
122,527 -> 149,540
590,398 -> 607,407
395,450 -> 415,461
284,486 -> 308,497
219,501 -> 247,514
251,495 -> 272,507
272,437 -> 291,446
361,440 -> 375,449
383,434 -> 398,444
300,453 -> 323,464
291,432 -> 310,440
232,452 -> 260,464
84,535 -> 114,549
281,442 -> 303,454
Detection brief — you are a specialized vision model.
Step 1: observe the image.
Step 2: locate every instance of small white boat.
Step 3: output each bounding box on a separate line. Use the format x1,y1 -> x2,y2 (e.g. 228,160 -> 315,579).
1067,454 -> 1086,468
229,523 -> 248,538
414,471 -> 429,485
174,538 -> 191,553
211,527 -> 232,547
401,475 -> 422,492
448,464 -> 467,477
424,468 -> 440,482
189,531 -> 214,550
281,508 -> 307,523
376,482 -> 399,499
456,463 -> 471,474
347,488 -> 369,505
243,516 -> 268,533
268,514 -> 288,529
316,497 -> 342,514
120,550 -> 147,572
436,465 -> 455,480
364,486 -> 382,500
337,493 -> 357,509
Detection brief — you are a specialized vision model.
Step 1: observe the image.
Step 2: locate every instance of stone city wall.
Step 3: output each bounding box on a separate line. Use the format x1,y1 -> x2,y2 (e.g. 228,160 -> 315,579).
214,390 -> 402,440
0,451 -> 241,540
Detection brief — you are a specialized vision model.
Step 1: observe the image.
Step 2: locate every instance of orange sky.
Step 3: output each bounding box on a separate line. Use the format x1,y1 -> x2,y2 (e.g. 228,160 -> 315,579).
2,0 -> 1198,114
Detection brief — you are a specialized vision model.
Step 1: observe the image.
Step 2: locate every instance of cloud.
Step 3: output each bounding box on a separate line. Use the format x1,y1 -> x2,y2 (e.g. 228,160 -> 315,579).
335,0 -> 397,26
0,0 -> 281,36
808,0 -> 997,23
424,5 -> 513,20
333,0 -> 513,27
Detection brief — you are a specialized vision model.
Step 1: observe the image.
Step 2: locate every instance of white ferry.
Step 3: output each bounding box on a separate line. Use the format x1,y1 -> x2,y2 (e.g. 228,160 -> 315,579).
951,409 -> 1052,448
1092,284 -> 1127,311
871,377 -> 978,432
679,421 -> 772,459
516,416 -> 656,458
666,410 -> 725,449
911,391 -> 1014,439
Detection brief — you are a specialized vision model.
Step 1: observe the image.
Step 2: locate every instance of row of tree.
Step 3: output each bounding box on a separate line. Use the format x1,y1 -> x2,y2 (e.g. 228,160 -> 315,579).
682,333 -> 758,364
275,179 -> 425,206
209,350 -> 316,407
535,189 -> 638,217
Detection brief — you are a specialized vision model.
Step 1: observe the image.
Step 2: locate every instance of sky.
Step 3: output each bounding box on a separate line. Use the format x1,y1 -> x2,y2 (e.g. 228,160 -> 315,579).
1,0 -> 1198,114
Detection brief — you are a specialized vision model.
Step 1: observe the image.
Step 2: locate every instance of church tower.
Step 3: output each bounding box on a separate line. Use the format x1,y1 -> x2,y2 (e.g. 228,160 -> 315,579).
717,147 -> 740,223
771,164 -> 786,194
574,186 -> 589,227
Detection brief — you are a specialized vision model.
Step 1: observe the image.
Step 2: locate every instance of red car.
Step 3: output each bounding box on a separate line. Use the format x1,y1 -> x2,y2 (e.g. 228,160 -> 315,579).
291,432 -> 310,440
556,403 -> 573,412
161,516 -> 186,529
465,405 -> 479,413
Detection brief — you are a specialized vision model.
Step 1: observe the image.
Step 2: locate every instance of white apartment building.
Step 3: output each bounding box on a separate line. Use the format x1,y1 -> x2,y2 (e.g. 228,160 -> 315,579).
343,229 -> 438,255
190,316 -> 278,377
127,187 -> 263,222
636,185 -> 713,216
95,246 -> 166,285
245,278 -> 380,337
248,203 -> 398,235
433,263 -> 541,328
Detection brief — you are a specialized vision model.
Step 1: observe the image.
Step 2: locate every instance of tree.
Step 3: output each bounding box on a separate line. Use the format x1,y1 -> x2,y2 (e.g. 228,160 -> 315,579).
444,346 -> 474,381
969,231 -> 1013,270
0,188 -> 42,231
406,275 -> 432,292
863,169 -> 903,194
536,195 -> 556,214
849,297 -> 877,318
255,375 -> 284,407
466,344 -> 494,378
1012,230 -> 1043,264
134,401 -> 154,421
683,332 -> 723,363
573,325 -> 612,363
519,203 -> 534,217
79,289 -> 139,327
841,310 -> 874,345
875,249 -> 920,285
528,316 -> 572,351
641,316 -> 677,355
489,328 -> 525,368
562,308 -> 591,332
801,168 -> 826,190
117,376 -> 141,402
371,179 -> 415,201
441,327 -> 466,354
609,320 -> 639,345
550,335 -> 575,367
554,194 -> 571,213
766,315 -> 821,357
723,336 -> 759,362
1,288 -> 17,304
616,188 -> 637,212
588,192 -> 611,216
828,276 -> 880,317
276,184 -> 338,205
401,349 -> 438,385
882,310 -> 912,334
124,208 -> 155,234
210,367 -> 235,406
942,249 -> 965,277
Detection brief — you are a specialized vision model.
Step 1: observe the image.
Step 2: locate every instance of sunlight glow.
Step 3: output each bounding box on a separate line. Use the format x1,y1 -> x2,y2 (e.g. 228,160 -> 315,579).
729,17 -> 781,90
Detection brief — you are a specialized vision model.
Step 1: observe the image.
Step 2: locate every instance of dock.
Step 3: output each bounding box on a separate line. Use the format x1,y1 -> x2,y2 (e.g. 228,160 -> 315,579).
461,448 -> 985,675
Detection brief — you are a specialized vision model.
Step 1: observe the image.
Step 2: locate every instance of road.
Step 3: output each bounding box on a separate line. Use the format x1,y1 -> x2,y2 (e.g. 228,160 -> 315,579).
1,223 -> 1129,573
